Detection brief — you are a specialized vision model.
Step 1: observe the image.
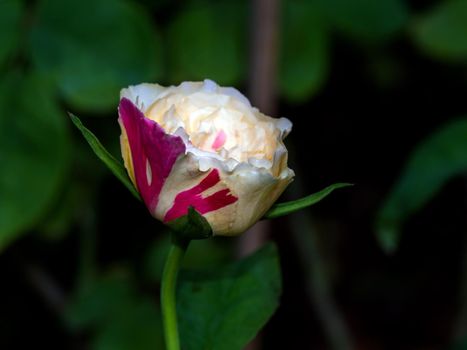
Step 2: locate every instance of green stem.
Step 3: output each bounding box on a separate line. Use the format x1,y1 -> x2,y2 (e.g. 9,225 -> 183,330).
161,235 -> 189,350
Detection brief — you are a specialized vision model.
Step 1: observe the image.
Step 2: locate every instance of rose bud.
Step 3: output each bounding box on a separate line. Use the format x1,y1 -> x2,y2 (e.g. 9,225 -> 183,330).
118,79 -> 294,236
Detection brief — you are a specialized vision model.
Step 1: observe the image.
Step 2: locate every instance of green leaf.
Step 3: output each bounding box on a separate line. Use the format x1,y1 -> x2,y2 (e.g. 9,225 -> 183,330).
0,72 -> 70,250
0,0 -> 22,67
178,242 -> 282,350
412,0 -> 467,61
30,0 -> 162,112
69,113 -> 141,201
167,1 -> 247,85
316,0 -> 408,43
66,273 -> 164,350
280,1 -> 329,102
264,183 -> 352,219
376,118 -> 467,253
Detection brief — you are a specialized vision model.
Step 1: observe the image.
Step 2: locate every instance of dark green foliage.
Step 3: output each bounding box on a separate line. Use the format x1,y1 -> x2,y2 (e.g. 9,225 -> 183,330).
167,1 -> 247,85
0,0 -> 23,67
376,118 -> 467,253
30,0 -> 162,112
66,273 -> 165,350
412,0 -> 467,61
280,1 -> 329,102
316,0 -> 409,43
0,73 -> 70,249
177,243 -> 282,350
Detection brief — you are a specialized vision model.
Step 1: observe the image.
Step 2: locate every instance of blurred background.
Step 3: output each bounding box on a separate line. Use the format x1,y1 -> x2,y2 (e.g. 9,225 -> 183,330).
2,0 -> 467,348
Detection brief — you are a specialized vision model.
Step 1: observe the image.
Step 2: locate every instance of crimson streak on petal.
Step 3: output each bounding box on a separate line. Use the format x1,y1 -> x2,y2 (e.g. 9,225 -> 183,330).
118,98 -> 186,213
164,169 -> 238,222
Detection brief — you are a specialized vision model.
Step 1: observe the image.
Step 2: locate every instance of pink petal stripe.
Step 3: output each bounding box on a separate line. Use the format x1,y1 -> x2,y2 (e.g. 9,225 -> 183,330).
164,169 -> 238,222
118,98 -> 186,213
211,130 -> 226,150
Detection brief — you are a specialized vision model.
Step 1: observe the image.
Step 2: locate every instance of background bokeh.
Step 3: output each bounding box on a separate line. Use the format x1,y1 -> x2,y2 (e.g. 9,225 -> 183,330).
2,0 -> 467,348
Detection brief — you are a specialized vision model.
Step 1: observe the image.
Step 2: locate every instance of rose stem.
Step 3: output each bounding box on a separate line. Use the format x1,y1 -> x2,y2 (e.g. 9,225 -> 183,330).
161,235 -> 190,350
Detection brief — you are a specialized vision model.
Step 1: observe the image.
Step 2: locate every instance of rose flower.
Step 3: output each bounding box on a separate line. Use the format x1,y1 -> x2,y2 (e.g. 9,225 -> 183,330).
118,79 -> 294,236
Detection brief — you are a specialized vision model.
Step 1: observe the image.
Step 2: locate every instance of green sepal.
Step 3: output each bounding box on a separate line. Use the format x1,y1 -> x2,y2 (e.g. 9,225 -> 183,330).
69,113 -> 141,201
167,207 -> 213,241
264,182 -> 352,219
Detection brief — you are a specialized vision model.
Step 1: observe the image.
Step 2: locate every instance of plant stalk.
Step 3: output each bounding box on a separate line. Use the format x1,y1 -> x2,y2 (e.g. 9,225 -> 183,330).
161,235 -> 189,350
